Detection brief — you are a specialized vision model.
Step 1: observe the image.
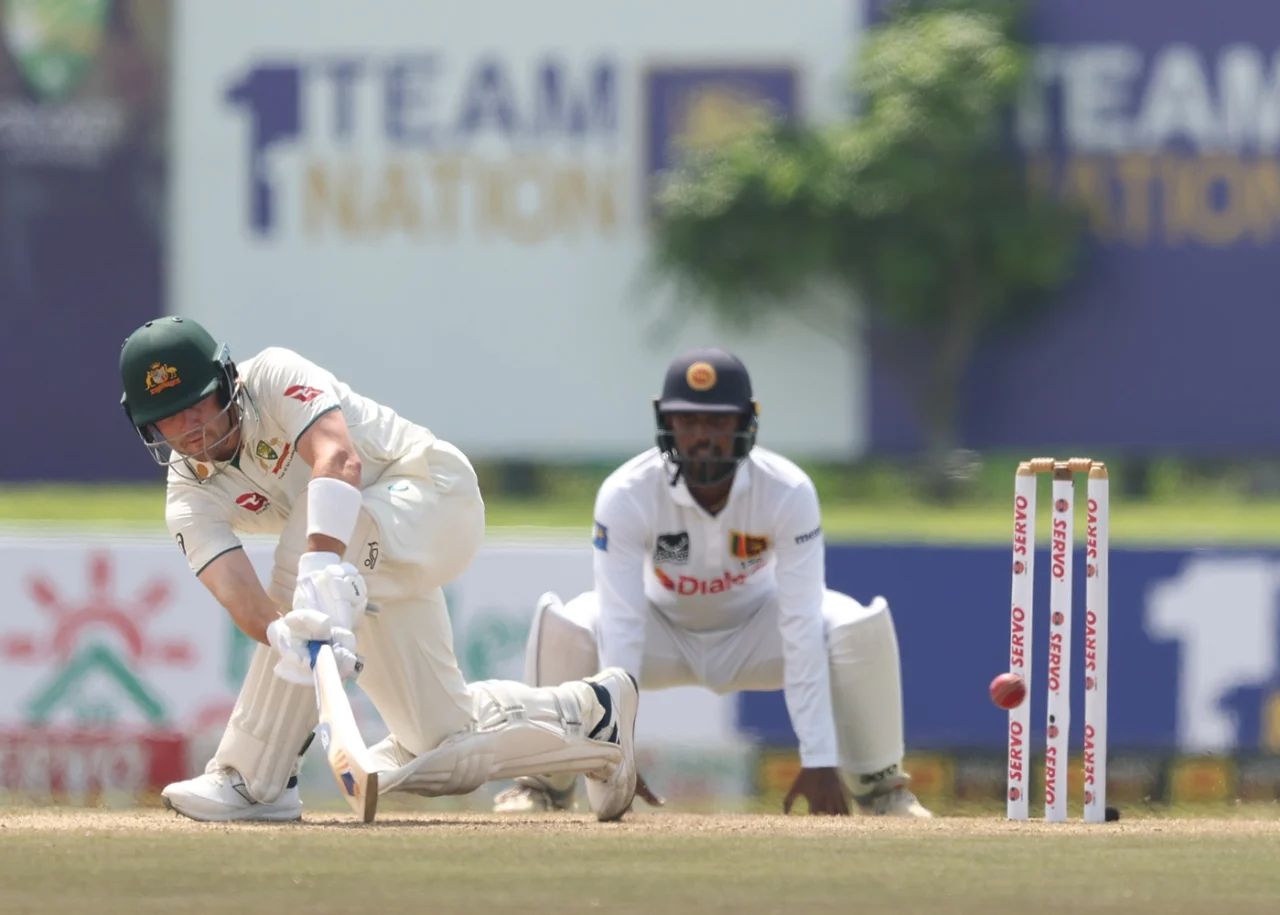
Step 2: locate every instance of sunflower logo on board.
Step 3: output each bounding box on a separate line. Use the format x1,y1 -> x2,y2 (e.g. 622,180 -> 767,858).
0,552 -> 194,726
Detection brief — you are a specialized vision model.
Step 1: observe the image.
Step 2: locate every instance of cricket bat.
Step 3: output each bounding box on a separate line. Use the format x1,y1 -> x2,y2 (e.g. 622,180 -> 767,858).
309,640 -> 379,823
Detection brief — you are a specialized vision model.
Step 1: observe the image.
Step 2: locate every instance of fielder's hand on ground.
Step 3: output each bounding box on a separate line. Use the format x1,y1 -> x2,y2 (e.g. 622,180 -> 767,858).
622,771 -> 666,815
783,767 -> 850,816
635,772 -> 666,808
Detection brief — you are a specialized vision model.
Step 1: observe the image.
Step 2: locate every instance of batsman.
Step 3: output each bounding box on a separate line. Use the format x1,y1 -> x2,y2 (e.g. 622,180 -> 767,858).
497,348 -> 931,817
118,316 -> 638,822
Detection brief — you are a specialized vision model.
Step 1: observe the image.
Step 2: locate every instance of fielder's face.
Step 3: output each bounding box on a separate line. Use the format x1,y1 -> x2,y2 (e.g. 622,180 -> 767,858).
151,392 -> 241,464
667,412 -> 739,486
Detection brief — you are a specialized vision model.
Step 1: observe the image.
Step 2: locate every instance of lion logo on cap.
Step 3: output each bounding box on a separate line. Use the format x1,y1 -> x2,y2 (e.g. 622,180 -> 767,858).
686,361 -> 717,391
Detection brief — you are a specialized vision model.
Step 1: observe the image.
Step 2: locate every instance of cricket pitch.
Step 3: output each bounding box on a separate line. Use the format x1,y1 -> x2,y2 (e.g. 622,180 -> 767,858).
3,810 -> 1279,914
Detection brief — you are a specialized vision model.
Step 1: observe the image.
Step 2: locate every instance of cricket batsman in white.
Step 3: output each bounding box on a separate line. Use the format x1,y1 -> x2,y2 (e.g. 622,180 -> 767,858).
118,316 -> 638,822
496,348 -> 930,817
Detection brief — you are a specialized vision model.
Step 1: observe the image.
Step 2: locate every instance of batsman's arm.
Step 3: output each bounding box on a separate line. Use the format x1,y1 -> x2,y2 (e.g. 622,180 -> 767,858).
295,408 -> 363,558
167,484 -> 280,643
258,348 -> 364,559
197,547 -> 285,645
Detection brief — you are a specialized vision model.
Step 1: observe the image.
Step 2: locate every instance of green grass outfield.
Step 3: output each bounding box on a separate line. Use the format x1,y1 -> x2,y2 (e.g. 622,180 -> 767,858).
3,482 -> 1280,546
3,810 -> 1279,915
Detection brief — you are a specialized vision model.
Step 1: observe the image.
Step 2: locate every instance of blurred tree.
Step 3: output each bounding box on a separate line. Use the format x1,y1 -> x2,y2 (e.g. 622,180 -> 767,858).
651,0 -> 1088,493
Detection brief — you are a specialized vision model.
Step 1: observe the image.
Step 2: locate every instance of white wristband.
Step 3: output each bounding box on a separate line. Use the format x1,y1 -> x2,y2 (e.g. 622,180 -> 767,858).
306,477 -> 363,546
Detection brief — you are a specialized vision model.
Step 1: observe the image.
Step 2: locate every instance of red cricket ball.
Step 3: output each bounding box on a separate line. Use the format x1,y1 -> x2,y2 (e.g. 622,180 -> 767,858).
990,672 -> 1027,710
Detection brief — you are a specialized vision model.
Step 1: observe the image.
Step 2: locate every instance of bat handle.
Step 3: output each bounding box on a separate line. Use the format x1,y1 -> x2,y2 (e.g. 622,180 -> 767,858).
308,639 -> 365,677
308,640 -> 328,670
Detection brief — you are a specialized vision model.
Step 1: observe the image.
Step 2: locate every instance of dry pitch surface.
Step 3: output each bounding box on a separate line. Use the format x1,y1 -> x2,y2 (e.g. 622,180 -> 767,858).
3,810 -> 1280,915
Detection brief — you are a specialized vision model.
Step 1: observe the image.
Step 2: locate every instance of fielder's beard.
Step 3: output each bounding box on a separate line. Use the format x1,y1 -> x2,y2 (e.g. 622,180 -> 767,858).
681,442 -> 735,487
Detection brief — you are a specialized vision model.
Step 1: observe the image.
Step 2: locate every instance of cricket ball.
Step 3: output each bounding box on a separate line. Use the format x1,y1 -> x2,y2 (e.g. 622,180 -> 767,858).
990,672 -> 1027,710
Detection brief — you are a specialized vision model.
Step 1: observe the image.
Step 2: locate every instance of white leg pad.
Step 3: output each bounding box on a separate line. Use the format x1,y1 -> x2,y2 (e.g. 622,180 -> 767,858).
525,591 -> 601,685
825,593 -> 908,791
212,642 -> 318,803
378,679 -> 620,797
517,592 -> 602,796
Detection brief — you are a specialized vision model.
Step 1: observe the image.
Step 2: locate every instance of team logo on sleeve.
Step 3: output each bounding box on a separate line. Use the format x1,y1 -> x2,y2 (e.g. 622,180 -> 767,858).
144,362 -> 181,394
728,531 -> 770,560
284,384 -> 324,403
592,521 -> 609,551
654,531 -> 690,564
236,492 -> 270,513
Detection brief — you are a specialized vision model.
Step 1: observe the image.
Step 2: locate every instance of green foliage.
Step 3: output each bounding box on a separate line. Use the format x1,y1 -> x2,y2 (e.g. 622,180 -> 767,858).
651,0 -> 1088,457
652,127 -> 845,326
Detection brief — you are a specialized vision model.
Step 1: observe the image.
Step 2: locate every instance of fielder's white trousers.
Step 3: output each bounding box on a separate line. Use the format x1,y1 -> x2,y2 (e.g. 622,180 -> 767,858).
526,588 -> 907,787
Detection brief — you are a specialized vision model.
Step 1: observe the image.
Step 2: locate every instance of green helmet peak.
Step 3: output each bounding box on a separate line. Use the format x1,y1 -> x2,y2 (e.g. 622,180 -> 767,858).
120,316 -> 231,429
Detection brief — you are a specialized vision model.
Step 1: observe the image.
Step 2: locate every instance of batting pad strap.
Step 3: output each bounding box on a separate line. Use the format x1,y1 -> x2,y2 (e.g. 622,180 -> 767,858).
306,477 -> 363,546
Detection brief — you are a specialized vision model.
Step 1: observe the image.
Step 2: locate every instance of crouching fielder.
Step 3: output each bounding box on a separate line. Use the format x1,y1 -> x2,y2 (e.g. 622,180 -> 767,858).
118,317 -> 636,822
496,348 -> 929,818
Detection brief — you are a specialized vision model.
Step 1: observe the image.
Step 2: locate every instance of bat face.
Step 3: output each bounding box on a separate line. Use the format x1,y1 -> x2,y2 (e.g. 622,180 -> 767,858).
315,723 -> 362,799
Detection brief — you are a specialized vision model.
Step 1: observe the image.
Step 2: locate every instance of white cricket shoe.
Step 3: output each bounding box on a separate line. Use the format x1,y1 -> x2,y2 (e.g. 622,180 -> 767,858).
582,667 -> 639,822
161,768 -> 303,822
493,780 -> 577,813
859,785 -> 934,819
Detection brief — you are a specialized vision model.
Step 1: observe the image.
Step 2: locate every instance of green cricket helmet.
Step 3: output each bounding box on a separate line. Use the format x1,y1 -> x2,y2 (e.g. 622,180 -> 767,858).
119,316 -> 243,474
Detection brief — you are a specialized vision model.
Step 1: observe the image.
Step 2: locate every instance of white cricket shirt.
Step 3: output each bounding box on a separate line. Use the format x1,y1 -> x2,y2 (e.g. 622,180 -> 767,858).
592,446 -> 837,767
164,347 -> 434,576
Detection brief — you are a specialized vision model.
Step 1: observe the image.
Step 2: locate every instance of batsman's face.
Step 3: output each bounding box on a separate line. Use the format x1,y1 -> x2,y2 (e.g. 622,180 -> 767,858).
152,393 -> 239,463
668,412 -> 739,485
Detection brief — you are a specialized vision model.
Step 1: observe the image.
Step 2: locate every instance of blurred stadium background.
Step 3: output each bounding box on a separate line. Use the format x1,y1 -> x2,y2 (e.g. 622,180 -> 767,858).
2,0 -> 1280,815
